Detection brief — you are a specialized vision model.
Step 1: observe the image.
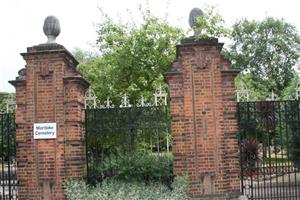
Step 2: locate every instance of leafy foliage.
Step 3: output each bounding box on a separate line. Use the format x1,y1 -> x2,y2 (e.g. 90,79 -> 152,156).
65,175 -> 189,200
0,92 -> 13,113
281,74 -> 300,100
226,17 -> 300,98
193,5 -> 230,40
89,153 -> 173,186
76,13 -> 184,103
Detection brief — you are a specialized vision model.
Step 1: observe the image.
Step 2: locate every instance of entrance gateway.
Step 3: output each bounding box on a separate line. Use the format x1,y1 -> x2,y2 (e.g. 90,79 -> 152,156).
4,10 -> 299,200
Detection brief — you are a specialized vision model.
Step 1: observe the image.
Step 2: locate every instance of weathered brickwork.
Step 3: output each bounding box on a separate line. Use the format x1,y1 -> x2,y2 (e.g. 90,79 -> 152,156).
165,38 -> 240,199
10,44 -> 89,200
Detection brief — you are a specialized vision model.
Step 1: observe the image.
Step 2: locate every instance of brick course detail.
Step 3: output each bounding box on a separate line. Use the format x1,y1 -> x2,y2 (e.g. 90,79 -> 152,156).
165,38 -> 240,199
9,43 -> 89,200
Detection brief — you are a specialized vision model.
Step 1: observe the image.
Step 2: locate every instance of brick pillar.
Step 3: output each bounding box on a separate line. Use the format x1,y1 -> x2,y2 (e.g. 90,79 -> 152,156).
9,43 -> 89,200
165,38 -> 240,199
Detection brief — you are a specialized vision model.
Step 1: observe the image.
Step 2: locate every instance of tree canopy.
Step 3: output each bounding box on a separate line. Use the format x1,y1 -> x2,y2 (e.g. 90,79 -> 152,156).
76,13 -> 184,103
226,17 -> 300,99
76,7 -> 300,102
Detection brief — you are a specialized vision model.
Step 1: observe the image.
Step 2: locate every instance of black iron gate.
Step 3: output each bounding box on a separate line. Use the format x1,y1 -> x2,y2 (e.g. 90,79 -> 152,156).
85,105 -> 171,184
0,113 -> 17,200
238,100 -> 300,199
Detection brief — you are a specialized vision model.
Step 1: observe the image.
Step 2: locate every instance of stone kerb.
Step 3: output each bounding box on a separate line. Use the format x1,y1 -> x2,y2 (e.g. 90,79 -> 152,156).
165,37 -> 240,199
9,43 -> 89,200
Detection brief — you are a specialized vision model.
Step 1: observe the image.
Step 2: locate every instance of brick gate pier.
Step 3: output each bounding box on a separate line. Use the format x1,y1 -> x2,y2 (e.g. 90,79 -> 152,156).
165,37 -> 241,199
9,16 -> 89,200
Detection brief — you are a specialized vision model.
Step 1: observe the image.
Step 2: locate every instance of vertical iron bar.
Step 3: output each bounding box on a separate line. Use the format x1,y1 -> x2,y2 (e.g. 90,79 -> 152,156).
284,101 -> 292,199
164,105 -> 170,154
14,113 -> 17,199
7,114 -> 11,199
237,102 -> 244,196
246,102 -> 251,198
248,102 -> 253,199
261,102 -> 267,200
295,100 -> 300,200
85,109 -> 89,183
293,100 -> 298,199
253,102 -> 260,200
291,100 -> 297,199
275,102 -> 279,199
267,102 -> 272,199
279,101 -> 285,199
1,114 -> 4,199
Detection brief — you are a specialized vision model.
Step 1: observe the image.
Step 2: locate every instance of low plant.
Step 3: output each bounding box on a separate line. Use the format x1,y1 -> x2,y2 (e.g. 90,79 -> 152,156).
65,175 -> 189,200
88,152 -> 173,185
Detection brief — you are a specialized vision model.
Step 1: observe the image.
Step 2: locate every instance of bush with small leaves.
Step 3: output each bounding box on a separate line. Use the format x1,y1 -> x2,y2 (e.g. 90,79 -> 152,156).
65,175 -> 189,200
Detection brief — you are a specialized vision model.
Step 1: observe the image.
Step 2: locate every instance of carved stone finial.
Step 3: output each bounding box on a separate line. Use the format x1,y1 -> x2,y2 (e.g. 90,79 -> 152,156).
189,8 -> 204,28
43,16 -> 60,43
189,8 -> 204,35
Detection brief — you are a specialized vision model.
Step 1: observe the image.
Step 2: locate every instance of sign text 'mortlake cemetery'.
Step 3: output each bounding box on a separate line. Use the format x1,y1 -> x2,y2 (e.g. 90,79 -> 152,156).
33,123 -> 57,139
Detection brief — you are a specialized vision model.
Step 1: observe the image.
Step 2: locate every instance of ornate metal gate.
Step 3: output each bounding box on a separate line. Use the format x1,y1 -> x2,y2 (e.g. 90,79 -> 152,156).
0,113 -> 17,200
238,100 -> 300,199
84,88 -> 171,185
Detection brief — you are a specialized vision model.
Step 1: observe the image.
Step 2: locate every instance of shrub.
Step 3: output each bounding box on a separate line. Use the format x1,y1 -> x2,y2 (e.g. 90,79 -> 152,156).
240,139 -> 260,176
65,175 -> 189,200
89,153 -> 173,185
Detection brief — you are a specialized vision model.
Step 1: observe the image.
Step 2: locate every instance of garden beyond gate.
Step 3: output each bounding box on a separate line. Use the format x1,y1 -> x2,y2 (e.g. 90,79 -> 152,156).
238,100 -> 300,199
84,88 -> 171,185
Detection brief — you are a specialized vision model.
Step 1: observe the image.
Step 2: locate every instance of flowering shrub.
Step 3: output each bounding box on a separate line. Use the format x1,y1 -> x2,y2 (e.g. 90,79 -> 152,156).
65,175 -> 189,200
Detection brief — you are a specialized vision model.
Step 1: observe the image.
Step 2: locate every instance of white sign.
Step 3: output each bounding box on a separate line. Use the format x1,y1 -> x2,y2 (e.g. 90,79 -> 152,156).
33,123 -> 57,139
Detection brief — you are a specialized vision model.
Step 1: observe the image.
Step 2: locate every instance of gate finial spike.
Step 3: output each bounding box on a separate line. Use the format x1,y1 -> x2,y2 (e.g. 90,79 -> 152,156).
85,87 -> 97,109
154,85 -> 167,106
236,82 -> 250,102
120,94 -> 132,108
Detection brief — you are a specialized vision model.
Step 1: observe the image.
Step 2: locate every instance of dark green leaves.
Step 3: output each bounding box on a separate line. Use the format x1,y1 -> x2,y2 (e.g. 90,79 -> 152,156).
78,14 -> 184,103
227,17 -> 300,99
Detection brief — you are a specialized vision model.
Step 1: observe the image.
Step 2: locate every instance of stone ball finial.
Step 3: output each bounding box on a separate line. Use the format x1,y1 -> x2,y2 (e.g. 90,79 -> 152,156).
189,8 -> 204,28
43,16 -> 60,43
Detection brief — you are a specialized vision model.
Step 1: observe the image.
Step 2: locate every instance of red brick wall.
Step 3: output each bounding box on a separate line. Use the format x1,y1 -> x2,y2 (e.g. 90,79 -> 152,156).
165,38 -> 240,199
10,44 -> 89,200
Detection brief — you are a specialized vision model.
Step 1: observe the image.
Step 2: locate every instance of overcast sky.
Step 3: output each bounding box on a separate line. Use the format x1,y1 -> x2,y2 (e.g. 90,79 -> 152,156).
1,0 -> 300,92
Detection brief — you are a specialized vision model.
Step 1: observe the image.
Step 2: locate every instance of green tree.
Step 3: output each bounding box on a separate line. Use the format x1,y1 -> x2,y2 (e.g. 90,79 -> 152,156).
226,17 -> 300,99
77,12 -> 184,104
